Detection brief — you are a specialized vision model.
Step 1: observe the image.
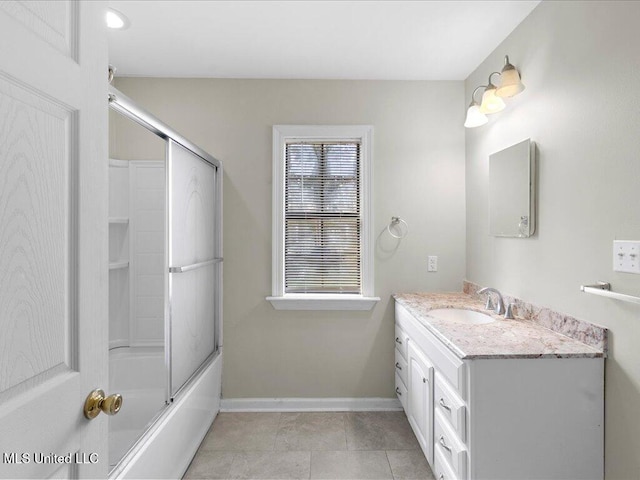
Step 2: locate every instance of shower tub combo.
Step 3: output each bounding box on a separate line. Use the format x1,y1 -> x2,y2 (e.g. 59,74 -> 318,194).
107,87 -> 223,479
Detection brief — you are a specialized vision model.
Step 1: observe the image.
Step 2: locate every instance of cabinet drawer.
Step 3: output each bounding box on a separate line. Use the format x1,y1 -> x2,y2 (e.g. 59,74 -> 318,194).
394,324 -> 408,360
434,373 -> 466,443
395,348 -> 408,385
395,372 -> 407,411
434,445 -> 460,480
434,410 -> 467,480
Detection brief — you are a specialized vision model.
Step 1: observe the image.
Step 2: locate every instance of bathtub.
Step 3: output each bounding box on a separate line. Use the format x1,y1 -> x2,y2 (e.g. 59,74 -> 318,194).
108,347 -> 167,469
108,346 -> 222,479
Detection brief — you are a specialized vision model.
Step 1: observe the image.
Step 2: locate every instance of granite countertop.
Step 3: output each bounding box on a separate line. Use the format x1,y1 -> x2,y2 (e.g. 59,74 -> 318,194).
393,292 -> 605,360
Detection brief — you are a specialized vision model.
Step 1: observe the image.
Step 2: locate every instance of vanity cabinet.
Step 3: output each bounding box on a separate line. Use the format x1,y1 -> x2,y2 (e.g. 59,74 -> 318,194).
395,302 -> 604,480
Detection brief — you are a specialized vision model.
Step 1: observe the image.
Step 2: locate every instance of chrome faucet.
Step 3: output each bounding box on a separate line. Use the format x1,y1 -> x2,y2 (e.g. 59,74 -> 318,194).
477,287 -> 505,315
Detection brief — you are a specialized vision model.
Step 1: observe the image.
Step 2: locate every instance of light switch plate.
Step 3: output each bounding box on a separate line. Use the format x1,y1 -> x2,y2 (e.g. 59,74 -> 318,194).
428,256 -> 438,272
613,240 -> 640,273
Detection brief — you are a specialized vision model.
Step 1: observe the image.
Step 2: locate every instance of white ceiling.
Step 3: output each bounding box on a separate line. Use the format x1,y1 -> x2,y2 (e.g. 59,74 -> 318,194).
107,0 -> 540,81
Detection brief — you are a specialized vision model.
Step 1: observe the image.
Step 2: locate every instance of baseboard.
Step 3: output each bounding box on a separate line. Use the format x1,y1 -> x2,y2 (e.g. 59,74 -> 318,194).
220,397 -> 402,412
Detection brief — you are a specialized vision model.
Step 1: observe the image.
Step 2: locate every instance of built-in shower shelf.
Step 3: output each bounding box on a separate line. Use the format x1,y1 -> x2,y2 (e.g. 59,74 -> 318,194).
109,261 -> 129,270
109,217 -> 129,224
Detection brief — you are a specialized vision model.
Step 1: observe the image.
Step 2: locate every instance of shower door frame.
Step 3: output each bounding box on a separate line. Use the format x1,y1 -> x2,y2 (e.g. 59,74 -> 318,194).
166,138 -> 222,400
108,85 -> 223,472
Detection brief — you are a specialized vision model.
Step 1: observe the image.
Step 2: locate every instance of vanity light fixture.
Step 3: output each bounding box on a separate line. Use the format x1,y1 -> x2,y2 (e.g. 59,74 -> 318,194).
464,86 -> 488,128
464,55 -> 524,128
496,55 -> 525,97
479,72 -> 506,115
106,8 -> 130,30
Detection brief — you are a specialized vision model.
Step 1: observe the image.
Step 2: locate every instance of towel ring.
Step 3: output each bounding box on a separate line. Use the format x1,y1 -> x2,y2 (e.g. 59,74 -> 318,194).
387,217 -> 409,239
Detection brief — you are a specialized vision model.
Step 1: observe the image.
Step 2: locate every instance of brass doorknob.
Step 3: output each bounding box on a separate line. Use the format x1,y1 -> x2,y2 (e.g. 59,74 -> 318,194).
84,389 -> 123,419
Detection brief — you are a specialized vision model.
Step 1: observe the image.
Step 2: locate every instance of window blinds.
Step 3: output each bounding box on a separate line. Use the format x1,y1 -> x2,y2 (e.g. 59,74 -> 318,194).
284,142 -> 361,294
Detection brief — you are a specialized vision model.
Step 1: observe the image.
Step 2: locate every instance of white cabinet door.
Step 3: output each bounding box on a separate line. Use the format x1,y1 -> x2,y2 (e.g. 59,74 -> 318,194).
0,2 -> 108,478
407,341 -> 434,465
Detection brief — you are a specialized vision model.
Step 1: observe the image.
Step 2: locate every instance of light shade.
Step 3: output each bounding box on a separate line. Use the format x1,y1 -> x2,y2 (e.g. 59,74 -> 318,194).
480,84 -> 506,114
496,56 -> 525,98
106,8 -> 130,30
464,103 -> 488,128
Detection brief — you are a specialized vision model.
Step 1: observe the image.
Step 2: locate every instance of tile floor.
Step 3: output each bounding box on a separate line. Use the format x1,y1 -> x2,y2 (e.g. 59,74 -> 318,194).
183,412 -> 435,480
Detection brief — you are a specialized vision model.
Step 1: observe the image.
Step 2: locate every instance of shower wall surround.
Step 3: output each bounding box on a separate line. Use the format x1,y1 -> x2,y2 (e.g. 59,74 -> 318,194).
109,161 -> 131,349
129,161 -> 165,347
109,160 -> 165,349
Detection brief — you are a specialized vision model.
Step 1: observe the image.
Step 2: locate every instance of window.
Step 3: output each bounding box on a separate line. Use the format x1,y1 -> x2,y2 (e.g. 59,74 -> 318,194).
267,125 -> 379,310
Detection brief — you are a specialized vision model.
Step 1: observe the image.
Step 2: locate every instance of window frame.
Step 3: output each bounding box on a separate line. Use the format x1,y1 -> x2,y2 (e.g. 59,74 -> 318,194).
267,125 -> 379,311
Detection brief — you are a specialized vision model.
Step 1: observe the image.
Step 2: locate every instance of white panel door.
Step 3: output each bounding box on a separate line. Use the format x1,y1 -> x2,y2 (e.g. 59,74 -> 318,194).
167,140 -> 218,396
0,1 -> 108,479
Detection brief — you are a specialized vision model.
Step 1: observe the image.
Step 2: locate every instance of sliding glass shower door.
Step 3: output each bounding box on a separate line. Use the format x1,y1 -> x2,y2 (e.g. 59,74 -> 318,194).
108,87 -> 223,475
167,139 -> 221,397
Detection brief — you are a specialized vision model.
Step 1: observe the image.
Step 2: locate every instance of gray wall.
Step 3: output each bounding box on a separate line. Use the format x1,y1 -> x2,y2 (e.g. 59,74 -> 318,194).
111,78 -> 466,399
465,2 -> 640,478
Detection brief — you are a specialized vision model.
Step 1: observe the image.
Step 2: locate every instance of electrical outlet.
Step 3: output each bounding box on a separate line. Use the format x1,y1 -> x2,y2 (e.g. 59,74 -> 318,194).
428,256 -> 438,272
613,240 -> 640,273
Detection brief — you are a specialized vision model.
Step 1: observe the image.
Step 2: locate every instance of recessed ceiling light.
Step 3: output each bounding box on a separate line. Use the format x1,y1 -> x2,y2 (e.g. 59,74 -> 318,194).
106,8 -> 130,30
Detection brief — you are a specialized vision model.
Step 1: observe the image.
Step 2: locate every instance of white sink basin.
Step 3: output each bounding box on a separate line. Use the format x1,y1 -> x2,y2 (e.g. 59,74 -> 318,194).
428,308 -> 496,325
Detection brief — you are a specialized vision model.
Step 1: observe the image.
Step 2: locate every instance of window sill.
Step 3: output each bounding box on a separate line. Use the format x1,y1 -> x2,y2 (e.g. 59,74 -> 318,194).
266,294 -> 380,311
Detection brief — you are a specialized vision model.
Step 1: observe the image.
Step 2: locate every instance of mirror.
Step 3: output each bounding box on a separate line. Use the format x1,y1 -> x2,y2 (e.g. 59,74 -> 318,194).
489,138 -> 536,237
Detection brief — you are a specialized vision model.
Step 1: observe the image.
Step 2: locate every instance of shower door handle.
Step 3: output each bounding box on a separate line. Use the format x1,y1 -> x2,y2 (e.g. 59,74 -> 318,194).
169,258 -> 223,273
83,389 -> 123,419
